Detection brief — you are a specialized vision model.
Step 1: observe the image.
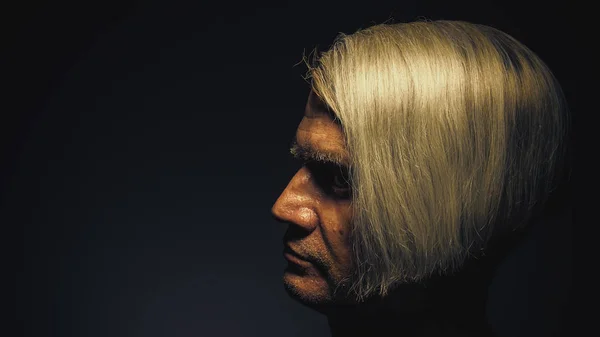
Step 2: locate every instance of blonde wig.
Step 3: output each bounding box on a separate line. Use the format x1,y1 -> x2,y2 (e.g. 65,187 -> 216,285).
306,20 -> 569,301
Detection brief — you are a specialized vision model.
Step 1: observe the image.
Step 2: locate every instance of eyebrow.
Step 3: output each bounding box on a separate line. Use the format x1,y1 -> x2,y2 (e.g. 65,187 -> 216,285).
289,136 -> 348,167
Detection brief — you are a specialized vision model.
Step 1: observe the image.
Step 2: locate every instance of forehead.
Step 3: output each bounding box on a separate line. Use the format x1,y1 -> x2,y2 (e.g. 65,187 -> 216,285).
296,91 -> 349,163
304,90 -> 338,120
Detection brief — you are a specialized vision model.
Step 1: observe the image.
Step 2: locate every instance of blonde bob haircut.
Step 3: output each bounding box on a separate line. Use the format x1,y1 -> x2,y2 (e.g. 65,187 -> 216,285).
306,20 -> 569,301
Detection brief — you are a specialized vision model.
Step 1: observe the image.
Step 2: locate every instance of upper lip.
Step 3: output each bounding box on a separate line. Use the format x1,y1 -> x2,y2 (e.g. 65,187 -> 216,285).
284,245 -> 309,261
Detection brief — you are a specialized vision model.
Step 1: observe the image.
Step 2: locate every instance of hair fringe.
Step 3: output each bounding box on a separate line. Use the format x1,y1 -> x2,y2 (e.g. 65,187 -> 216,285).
308,20 -> 570,301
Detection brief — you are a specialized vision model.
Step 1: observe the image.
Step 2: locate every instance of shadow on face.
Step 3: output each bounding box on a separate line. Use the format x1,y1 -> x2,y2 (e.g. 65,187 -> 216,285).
271,90 -> 354,309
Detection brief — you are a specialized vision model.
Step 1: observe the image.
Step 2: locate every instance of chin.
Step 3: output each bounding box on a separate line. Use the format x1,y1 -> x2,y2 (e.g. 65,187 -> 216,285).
283,268 -> 333,308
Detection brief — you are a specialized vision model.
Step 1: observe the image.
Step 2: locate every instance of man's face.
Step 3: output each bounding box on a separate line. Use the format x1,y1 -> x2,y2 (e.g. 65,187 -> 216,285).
271,90 -> 354,308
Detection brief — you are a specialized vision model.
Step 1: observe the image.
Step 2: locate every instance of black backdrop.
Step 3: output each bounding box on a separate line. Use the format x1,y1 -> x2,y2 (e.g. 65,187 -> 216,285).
4,1 -> 574,336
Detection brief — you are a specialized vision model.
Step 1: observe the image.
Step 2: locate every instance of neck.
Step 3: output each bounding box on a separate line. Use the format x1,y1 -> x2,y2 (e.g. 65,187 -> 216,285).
326,290 -> 495,337
324,259 -> 498,337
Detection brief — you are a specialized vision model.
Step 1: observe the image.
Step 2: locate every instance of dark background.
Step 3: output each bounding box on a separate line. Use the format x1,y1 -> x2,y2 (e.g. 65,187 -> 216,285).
4,1 -> 574,336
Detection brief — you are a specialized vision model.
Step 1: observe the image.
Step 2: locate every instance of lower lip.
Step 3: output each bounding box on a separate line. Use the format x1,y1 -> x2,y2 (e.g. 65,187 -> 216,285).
284,252 -> 311,266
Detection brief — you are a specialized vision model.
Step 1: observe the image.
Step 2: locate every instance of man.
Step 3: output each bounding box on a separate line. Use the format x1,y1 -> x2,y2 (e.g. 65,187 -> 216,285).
271,20 -> 570,337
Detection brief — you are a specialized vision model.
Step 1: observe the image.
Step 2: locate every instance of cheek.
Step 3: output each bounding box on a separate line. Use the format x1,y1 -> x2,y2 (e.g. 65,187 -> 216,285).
319,203 -> 353,274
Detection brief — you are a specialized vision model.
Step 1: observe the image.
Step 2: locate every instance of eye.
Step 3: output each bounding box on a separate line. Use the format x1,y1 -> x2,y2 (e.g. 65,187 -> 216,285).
331,167 -> 350,192
305,161 -> 351,198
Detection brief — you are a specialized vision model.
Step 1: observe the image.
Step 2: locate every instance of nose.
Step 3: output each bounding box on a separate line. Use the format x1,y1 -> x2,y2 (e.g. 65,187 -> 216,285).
271,167 -> 319,233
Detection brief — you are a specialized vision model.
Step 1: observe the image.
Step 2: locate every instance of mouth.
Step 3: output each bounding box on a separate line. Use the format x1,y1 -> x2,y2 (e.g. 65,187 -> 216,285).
283,245 -> 312,266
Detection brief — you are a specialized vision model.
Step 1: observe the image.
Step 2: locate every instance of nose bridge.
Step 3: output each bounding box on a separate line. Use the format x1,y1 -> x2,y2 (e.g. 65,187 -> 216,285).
271,167 -> 319,230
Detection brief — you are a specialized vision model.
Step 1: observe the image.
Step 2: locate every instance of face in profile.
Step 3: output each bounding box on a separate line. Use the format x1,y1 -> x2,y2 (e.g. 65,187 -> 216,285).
271,90 -> 354,307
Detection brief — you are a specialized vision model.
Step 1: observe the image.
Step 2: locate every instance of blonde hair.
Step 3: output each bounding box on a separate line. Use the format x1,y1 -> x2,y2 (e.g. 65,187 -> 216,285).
305,20 -> 569,301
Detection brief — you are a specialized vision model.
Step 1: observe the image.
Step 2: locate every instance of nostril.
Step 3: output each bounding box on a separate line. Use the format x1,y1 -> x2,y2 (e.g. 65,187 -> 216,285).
283,223 -> 312,242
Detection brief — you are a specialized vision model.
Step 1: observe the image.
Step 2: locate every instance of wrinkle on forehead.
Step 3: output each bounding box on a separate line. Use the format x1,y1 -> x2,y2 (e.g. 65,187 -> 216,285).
298,90 -> 349,160
306,89 -> 341,123
296,117 -> 350,165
